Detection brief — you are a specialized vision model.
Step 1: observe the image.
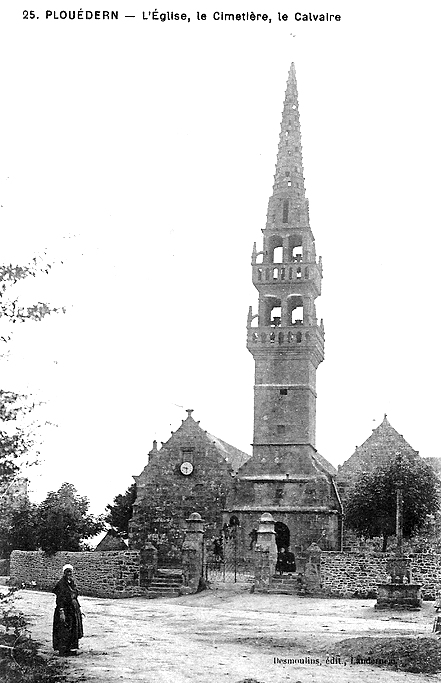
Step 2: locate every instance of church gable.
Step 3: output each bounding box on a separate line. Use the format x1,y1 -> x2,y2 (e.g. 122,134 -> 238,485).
129,410 -> 249,561
134,411 -> 249,497
337,415 -> 419,490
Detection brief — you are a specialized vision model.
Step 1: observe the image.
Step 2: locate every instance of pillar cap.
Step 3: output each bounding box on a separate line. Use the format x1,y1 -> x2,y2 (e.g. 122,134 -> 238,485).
260,512 -> 275,522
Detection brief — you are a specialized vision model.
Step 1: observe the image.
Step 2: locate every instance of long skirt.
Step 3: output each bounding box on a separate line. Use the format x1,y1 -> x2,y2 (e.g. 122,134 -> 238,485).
52,599 -> 83,653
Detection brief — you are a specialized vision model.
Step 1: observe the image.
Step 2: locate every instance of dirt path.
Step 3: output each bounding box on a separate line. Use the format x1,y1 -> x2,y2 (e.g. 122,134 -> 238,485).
14,586 -> 439,683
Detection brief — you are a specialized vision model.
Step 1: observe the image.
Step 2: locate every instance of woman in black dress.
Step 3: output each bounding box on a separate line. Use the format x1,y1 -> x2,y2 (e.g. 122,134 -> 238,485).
52,564 -> 83,656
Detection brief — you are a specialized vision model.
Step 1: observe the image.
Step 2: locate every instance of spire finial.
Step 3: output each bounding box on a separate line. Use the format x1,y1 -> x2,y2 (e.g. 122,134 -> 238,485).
186,408 -> 194,418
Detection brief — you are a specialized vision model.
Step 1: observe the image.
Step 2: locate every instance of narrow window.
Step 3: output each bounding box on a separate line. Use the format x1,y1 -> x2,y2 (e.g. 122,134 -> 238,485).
282,200 -> 289,223
181,447 -> 195,461
280,388 -> 288,396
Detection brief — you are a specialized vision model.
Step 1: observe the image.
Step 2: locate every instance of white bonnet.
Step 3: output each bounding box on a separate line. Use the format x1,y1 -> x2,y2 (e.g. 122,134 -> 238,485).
62,564 -> 73,574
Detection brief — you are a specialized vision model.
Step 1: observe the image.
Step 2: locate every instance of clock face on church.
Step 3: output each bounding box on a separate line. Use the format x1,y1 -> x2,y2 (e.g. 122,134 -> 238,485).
180,461 -> 194,476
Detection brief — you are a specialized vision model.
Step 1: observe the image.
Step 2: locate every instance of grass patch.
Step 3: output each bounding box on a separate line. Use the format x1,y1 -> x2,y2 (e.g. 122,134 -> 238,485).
337,636 -> 441,674
0,639 -> 67,683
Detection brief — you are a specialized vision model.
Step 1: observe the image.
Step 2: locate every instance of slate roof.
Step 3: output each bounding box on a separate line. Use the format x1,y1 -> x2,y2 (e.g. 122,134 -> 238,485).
312,450 -> 338,477
206,432 -> 251,474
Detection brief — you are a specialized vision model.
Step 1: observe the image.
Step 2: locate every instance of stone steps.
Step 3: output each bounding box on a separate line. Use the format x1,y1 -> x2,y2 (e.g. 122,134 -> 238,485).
267,573 -> 307,595
147,571 -> 183,597
147,587 -> 181,597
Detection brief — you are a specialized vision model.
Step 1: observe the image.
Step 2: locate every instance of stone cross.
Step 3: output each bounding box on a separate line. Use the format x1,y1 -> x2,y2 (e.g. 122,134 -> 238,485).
395,452 -> 403,555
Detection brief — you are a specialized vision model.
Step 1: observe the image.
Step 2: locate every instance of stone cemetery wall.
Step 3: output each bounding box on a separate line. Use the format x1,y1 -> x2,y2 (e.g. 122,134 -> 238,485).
321,551 -> 441,599
10,550 -> 150,598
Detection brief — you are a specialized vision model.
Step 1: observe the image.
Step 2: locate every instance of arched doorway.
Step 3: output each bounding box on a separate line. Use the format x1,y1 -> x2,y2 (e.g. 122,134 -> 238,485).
274,521 -> 290,550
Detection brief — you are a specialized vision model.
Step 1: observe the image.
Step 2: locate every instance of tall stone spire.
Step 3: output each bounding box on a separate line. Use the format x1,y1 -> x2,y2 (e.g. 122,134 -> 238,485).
267,62 -> 309,231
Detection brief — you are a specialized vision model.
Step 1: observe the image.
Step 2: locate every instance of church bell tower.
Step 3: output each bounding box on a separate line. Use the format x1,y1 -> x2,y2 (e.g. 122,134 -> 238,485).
247,63 -> 324,448
226,63 -> 341,555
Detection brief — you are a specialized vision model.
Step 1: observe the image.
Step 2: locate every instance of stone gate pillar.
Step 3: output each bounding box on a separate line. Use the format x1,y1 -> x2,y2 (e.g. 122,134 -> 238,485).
253,512 -> 277,592
139,542 -> 158,586
303,542 -> 322,592
180,512 -> 204,595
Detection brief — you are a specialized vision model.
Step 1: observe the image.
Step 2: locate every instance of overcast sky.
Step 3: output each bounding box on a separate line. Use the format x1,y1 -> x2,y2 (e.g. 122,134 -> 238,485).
1,1 -> 440,513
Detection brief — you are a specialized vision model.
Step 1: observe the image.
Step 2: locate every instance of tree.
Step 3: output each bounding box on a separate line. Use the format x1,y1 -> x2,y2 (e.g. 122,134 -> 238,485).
0,255 -> 65,489
0,390 -> 39,485
0,497 -> 39,556
105,483 -> 137,538
344,455 -> 440,551
0,257 -> 64,345
36,483 -> 105,554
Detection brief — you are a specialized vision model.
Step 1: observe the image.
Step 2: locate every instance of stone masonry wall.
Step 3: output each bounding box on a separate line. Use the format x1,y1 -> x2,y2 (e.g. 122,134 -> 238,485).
130,417 -> 238,565
10,550 -> 150,598
321,552 -> 441,600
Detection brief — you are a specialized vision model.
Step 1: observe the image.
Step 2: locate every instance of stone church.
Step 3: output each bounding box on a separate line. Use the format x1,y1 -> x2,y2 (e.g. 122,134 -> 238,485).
129,63 -> 344,560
